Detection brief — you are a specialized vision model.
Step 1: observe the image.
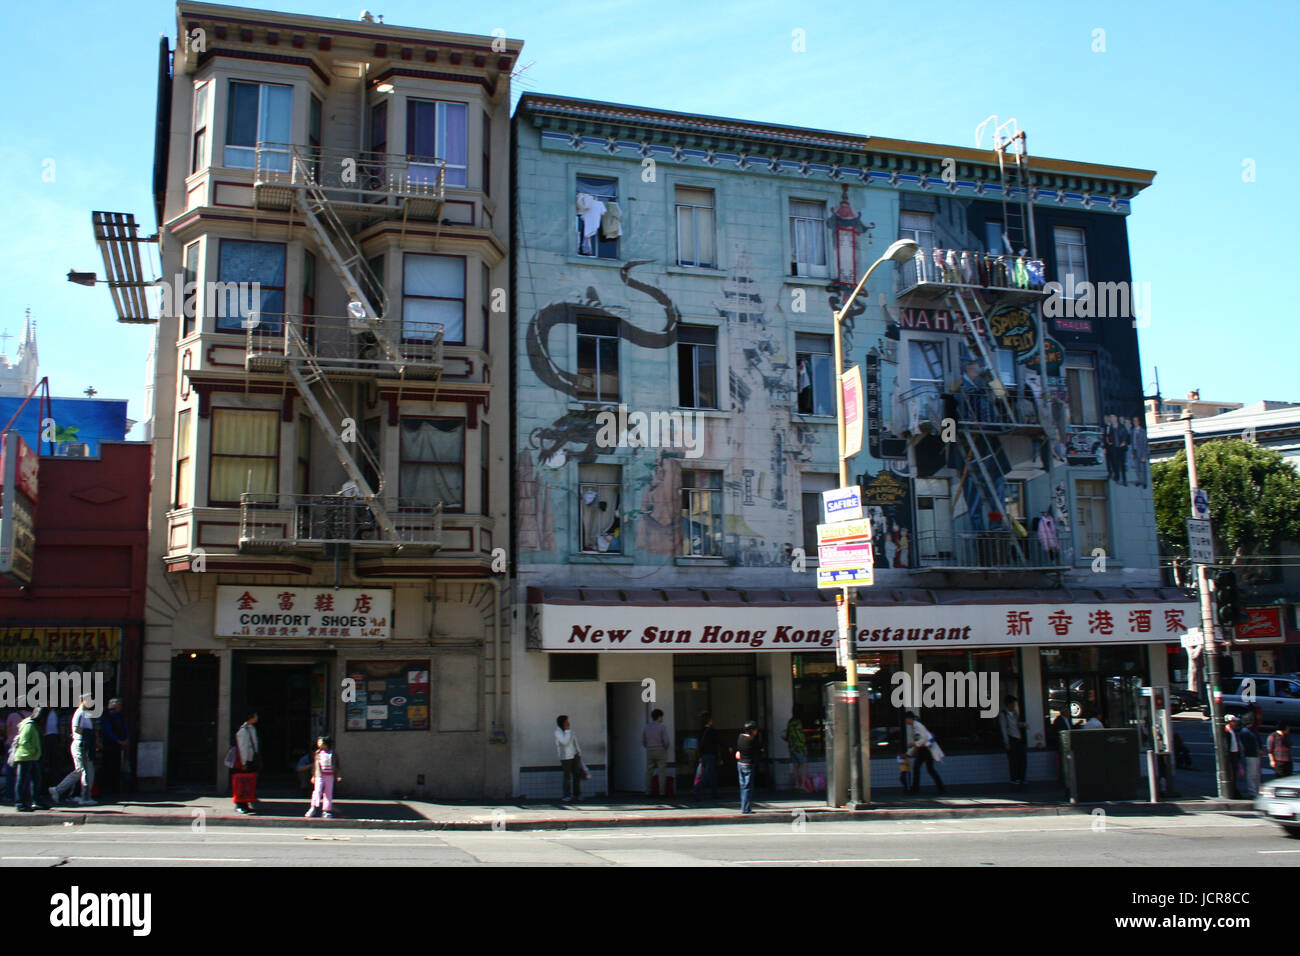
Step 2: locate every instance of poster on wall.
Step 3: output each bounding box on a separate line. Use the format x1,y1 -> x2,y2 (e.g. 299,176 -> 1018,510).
344,660 -> 431,731
856,470 -> 913,569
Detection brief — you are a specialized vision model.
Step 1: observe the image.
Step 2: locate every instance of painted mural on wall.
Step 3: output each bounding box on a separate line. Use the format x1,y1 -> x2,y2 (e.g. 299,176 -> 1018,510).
856,469 -> 913,569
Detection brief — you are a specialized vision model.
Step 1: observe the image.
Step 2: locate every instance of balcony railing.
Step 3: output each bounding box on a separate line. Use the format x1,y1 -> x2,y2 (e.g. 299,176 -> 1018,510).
245,314 -> 444,378
913,531 -> 1069,571
253,143 -> 446,210
239,493 -> 443,550
894,384 -> 1044,436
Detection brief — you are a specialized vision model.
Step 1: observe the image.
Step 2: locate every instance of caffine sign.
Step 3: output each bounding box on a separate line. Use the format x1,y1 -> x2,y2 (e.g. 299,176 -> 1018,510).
822,485 -> 863,522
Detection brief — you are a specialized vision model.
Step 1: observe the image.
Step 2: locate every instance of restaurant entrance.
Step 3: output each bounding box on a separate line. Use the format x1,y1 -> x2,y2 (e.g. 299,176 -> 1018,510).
230,652 -> 331,787
672,654 -> 767,787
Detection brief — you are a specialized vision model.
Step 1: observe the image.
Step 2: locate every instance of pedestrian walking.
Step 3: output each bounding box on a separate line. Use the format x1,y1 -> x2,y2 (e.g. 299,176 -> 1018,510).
232,711 -> 261,815
99,698 -> 130,797
784,706 -> 810,793
10,707 -> 49,812
735,720 -> 762,813
42,707 -> 62,784
904,711 -> 945,795
643,708 -> 672,796
1268,724 -> 1293,779
1050,707 -> 1072,792
1000,695 -> 1028,788
50,695 -> 98,807
691,711 -> 719,801
1239,717 -> 1261,797
555,715 -> 583,803
1224,715 -> 1243,799
305,735 -> 341,819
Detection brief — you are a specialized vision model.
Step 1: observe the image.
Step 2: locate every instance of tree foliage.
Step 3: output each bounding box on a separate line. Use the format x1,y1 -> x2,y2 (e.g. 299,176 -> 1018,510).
1152,440 -> 1300,572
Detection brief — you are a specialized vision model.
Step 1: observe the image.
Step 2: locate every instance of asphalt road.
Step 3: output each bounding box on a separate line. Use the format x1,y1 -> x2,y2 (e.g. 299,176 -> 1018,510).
0,811 -> 1293,867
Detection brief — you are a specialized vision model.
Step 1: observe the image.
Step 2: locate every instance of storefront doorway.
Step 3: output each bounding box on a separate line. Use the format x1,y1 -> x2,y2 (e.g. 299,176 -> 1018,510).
231,653 -> 331,787
606,681 -> 648,794
672,654 -> 765,787
168,652 -> 219,785
1040,646 -> 1148,732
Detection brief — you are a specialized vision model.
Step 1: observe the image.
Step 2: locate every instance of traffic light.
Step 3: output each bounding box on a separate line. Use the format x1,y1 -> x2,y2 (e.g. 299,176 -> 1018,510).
1212,569 -> 1243,628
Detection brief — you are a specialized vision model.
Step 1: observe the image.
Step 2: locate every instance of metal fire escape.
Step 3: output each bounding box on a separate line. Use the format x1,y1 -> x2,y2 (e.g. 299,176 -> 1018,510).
244,143 -> 448,550
896,125 -> 1060,570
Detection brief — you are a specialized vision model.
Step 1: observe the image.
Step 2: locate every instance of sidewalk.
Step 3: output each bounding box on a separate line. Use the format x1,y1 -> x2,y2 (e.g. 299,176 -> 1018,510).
0,779 -> 1257,831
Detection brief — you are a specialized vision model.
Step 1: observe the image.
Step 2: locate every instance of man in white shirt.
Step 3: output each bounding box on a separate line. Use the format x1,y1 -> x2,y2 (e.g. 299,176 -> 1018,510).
555,715 -> 582,803
904,711 -> 945,795
1224,715 -> 1243,799
50,695 -> 97,806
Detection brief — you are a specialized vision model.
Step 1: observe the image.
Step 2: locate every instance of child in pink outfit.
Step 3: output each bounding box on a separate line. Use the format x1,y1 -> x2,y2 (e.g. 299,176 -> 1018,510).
305,736 -> 340,818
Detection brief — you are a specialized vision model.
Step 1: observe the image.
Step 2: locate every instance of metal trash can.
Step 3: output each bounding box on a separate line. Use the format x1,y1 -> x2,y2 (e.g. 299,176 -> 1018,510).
822,681 -> 871,808
1062,728 -> 1139,802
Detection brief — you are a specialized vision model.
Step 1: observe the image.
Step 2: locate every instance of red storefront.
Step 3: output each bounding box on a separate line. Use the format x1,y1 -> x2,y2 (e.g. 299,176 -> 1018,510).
0,441 -> 151,768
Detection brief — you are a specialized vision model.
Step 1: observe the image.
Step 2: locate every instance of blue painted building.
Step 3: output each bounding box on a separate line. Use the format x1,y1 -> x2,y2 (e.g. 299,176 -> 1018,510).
510,95 -> 1195,799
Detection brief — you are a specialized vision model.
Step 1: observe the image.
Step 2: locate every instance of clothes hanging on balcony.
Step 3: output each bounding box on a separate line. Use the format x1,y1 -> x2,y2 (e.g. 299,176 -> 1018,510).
1035,512 -> 1059,557
575,192 -> 606,255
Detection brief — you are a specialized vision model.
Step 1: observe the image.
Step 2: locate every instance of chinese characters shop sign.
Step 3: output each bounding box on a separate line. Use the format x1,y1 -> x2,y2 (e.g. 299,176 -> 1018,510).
535,601 -> 1198,651
215,586 -> 392,639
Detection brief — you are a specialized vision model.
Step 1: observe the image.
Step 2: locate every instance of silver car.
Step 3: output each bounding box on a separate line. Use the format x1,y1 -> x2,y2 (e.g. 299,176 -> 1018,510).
1256,775 -> 1300,837
1203,675 -> 1300,726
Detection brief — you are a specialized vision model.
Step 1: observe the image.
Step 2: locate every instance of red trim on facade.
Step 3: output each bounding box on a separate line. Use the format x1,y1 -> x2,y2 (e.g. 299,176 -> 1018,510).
198,47 -> 331,85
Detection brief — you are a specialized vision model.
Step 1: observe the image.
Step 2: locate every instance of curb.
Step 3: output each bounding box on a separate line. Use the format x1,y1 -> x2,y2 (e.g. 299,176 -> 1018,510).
0,799 -> 1257,831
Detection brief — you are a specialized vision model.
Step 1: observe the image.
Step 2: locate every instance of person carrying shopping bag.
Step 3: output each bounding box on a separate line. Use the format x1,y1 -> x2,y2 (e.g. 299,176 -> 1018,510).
904,711 -> 946,795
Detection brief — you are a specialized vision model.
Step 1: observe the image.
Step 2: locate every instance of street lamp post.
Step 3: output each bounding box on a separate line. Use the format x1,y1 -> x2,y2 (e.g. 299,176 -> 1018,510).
832,237 -> 918,809
1183,411 -> 1231,798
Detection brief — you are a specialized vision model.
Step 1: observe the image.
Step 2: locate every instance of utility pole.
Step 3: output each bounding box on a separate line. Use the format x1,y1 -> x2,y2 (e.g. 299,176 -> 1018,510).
1184,410 -> 1230,799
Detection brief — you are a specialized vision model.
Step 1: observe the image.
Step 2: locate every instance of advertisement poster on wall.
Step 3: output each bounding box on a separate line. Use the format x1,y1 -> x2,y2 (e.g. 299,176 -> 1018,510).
344,660 -> 431,731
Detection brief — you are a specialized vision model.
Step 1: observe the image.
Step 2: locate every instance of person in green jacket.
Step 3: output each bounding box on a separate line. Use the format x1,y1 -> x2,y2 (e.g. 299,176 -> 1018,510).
12,706 -> 48,812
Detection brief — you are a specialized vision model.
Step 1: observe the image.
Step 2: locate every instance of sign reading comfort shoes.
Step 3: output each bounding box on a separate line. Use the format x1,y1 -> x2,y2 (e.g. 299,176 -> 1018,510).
215,586 -> 392,639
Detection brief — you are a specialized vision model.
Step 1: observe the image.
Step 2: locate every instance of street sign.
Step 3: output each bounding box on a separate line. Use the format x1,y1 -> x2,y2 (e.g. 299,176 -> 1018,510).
1186,517 -> 1214,564
1180,626 -> 1203,650
818,540 -> 874,569
822,485 -> 863,523
817,519 -> 873,545
817,565 -> 874,589
1192,489 -> 1210,521
841,366 -> 863,457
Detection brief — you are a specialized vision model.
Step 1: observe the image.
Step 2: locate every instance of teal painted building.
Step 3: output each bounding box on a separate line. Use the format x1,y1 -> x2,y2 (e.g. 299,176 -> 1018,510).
510,95 -> 1194,799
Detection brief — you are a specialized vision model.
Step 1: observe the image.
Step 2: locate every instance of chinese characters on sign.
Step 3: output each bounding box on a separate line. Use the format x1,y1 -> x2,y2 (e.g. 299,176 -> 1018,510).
215,586 -> 392,639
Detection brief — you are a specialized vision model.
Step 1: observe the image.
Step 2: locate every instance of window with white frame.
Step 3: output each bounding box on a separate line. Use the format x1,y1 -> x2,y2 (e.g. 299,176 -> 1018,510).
407,99 -> 467,187
576,316 -> 619,402
578,463 -> 622,554
677,325 -> 718,409
899,210 -> 935,285
225,80 -> 291,171
915,477 -> 953,561
1074,479 -> 1110,559
789,199 -> 827,277
675,186 -> 715,268
796,333 -> 834,416
191,82 -> 210,174
681,469 -> 724,557
1054,226 -> 1089,288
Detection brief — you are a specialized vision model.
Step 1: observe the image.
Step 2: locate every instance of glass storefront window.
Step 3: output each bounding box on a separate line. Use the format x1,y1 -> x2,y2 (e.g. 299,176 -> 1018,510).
792,652 -> 904,759
1039,645 -> 1148,733
911,649 -> 1020,754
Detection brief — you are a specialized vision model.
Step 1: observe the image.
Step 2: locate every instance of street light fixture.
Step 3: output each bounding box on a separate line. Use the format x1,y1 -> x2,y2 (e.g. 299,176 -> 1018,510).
831,237 -> 918,810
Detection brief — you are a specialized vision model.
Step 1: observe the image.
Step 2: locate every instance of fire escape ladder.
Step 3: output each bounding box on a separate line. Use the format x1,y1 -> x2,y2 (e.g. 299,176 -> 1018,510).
950,286 -> 1016,423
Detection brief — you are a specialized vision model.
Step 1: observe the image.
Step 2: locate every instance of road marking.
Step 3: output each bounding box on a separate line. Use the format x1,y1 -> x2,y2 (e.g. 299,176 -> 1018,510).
732,857 -> 921,864
2,855 -> 62,860
1257,849 -> 1300,854
66,856 -> 256,862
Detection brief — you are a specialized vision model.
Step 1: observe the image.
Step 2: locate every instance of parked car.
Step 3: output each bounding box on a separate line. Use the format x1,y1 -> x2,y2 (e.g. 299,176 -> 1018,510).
1255,775 -> 1300,837
1201,675 -> 1300,727
1048,678 -> 1095,718
1169,688 -> 1201,713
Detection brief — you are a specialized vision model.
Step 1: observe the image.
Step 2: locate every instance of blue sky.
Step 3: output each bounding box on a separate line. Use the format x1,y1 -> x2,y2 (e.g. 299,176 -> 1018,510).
1,0 -> 1293,434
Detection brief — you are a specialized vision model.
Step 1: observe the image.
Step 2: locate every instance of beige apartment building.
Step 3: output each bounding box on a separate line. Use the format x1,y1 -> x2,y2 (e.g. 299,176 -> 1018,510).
140,3 -> 518,798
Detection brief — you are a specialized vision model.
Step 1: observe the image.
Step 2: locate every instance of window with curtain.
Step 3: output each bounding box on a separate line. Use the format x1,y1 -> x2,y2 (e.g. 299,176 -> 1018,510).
578,463 -> 621,553
191,82 -> 209,174
225,80 -> 291,171
899,210 -> 934,286
916,477 -> 953,561
796,333 -> 834,416
675,186 -> 715,268
677,325 -> 718,409
1074,479 -> 1111,559
1054,226 -> 1089,288
406,99 -> 468,187
209,409 -> 279,504
400,418 -> 465,510
575,175 -> 618,259
1065,351 -> 1099,426
403,253 -> 464,343
216,239 -> 285,333
175,409 -> 192,508
681,469 -> 723,557
789,199 -> 827,277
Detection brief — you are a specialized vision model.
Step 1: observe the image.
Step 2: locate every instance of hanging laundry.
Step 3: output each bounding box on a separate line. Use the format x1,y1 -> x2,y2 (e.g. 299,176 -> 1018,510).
575,192 -> 606,255
1025,258 -> 1045,288
600,201 -> 623,239
960,250 -> 976,284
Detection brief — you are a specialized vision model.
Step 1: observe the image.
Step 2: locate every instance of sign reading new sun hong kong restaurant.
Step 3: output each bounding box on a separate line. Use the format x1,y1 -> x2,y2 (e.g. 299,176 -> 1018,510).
537,599 -> 1199,652
215,586 -> 392,639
